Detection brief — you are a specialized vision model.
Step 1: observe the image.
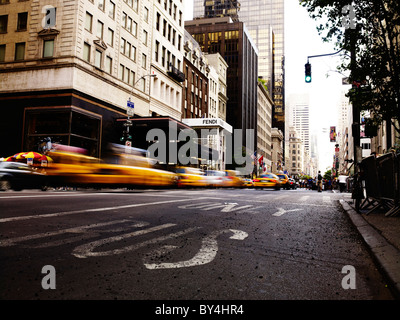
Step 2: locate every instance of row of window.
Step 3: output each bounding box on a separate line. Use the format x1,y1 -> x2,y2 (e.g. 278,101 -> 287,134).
157,0 -> 183,27
0,12 -> 28,33
0,39 -> 55,62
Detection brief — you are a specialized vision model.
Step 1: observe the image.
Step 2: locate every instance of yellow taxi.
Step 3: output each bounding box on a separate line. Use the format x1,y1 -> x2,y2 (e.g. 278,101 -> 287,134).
253,173 -> 281,190
276,173 -> 290,189
224,170 -> 244,188
45,151 -> 176,189
241,178 -> 254,188
175,167 -> 207,187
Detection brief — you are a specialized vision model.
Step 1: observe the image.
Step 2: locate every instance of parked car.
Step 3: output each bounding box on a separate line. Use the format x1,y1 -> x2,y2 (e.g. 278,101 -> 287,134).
0,162 -> 47,191
253,173 -> 281,190
276,173 -> 290,189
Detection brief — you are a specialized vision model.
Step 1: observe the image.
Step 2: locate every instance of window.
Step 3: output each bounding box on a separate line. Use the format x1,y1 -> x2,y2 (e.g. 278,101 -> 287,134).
108,1 -> 115,19
132,21 -> 137,37
131,45 -> 136,61
122,12 -> 127,28
144,7 -> 149,22
142,30 -> 147,45
0,15 -> 7,33
83,42 -> 90,62
17,12 -> 28,31
155,41 -> 159,62
43,39 -> 54,58
85,12 -> 92,32
107,28 -> 114,47
98,0 -> 105,11
120,38 -> 126,54
105,56 -> 112,74
127,17 -> 132,33
94,49 -> 102,68
97,20 -> 104,39
142,53 -> 146,68
0,44 -> 5,62
14,42 -> 25,60
119,64 -> 124,80
156,12 -> 160,31
133,0 -> 138,12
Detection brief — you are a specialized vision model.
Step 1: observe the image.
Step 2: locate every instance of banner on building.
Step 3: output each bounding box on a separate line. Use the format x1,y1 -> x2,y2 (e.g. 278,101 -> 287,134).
330,126 -> 337,142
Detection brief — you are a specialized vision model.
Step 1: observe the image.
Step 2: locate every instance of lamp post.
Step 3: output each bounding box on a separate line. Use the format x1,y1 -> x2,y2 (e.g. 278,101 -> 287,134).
122,73 -> 157,150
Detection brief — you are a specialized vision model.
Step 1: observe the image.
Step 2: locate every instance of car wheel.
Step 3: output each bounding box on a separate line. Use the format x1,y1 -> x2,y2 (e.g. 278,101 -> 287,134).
0,178 -> 11,191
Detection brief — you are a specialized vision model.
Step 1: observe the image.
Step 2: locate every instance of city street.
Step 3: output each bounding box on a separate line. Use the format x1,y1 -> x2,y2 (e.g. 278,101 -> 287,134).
0,187 -> 394,300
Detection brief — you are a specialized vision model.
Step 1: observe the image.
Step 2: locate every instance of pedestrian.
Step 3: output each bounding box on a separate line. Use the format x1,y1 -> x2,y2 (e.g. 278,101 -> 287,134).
317,171 -> 323,192
338,175 -> 348,193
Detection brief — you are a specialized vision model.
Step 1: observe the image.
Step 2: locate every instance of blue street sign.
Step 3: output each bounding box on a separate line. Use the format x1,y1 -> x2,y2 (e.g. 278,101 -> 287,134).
127,100 -> 134,109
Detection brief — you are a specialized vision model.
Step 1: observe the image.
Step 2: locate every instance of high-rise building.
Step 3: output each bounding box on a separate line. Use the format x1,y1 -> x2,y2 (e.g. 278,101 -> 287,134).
287,93 -> 310,153
185,17 -> 258,150
193,0 -> 285,134
194,0 -> 241,21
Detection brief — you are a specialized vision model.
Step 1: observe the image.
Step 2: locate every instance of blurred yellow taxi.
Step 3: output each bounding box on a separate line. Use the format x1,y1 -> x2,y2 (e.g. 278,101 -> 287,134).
276,173 -> 289,189
45,151 -> 176,188
175,167 -> 207,187
241,178 -> 254,188
253,173 -> 281,190
223,170 -> 244,188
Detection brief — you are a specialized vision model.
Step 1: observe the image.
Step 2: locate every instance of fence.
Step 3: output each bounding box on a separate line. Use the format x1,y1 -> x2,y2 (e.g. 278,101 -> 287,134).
357,152 -> 400,216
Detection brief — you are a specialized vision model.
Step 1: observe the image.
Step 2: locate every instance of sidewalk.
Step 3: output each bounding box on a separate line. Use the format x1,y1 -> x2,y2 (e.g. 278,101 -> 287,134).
337,191 -> 400,299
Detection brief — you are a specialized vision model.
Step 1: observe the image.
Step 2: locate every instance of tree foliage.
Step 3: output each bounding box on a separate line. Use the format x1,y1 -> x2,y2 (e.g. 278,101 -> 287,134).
301,0 -> 400,133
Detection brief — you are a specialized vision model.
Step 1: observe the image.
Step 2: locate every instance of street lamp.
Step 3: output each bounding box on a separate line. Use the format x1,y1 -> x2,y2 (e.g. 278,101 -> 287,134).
122,73 -> 157,149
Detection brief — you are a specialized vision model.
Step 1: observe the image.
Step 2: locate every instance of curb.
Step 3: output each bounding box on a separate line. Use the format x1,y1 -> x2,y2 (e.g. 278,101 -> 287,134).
340,199 -> 400,299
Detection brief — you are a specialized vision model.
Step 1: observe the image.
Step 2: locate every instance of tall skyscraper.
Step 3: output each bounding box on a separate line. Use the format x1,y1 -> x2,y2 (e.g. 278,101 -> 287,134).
288,93 -> 310,153
193,0 -> 285,134
185,17 -> 258,150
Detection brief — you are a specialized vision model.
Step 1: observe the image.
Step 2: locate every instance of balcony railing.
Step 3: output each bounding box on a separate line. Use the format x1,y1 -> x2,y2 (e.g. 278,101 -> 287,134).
167,63 -> 185,83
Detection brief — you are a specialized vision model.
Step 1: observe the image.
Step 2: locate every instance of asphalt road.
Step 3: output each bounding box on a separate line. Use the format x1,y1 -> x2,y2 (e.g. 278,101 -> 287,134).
0,187 -> 394,301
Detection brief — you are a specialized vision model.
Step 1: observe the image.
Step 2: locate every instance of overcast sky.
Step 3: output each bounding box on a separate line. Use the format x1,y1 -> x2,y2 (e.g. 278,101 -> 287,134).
184,0 -> 349,172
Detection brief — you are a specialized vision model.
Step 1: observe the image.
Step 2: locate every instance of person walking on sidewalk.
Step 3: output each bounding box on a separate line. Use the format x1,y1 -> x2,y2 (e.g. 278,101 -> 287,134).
317,171 -> 323,192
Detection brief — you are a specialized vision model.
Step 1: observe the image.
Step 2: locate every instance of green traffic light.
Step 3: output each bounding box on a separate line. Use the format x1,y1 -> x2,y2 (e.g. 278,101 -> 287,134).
305,75 -> 311,83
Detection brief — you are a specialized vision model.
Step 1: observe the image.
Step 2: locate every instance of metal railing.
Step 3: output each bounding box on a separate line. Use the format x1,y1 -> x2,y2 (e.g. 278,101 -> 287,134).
353,152 -> 400,216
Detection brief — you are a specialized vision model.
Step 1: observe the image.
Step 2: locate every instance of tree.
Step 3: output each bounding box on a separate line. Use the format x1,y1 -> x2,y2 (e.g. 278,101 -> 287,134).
301,0 -> 400,135
323,169 -> 332,180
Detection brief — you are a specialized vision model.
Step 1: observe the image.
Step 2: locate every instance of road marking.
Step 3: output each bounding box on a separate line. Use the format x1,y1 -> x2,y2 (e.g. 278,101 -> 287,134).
323,196 -> 331,203
299,195 -> 310,202
72,225 -> 200,258
0,198 -> 206,223
178,202 -> 253,212
0,220 -> 147,247
272,208 -> 302,217
144,229 -> 248,269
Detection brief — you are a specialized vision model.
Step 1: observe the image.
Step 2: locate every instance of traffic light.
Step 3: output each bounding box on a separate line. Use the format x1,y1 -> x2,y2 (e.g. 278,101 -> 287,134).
305,62 -> 311,83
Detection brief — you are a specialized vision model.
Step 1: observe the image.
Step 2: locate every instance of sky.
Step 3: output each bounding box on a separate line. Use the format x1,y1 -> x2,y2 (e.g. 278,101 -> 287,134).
184,0 -> 349,172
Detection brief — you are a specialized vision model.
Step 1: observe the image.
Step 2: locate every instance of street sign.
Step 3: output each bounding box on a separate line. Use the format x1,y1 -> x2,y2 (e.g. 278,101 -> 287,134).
127,100 -> 134,116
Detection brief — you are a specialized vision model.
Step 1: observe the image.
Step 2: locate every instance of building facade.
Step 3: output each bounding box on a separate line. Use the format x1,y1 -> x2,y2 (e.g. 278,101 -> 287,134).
205,52 -> 228,121
193,0 -> 285,135
271,127 -> 283,174
185,16 -> 258,151
288,126 -> 303,177
182,30 -> 209,119
257,79 -> 273,173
